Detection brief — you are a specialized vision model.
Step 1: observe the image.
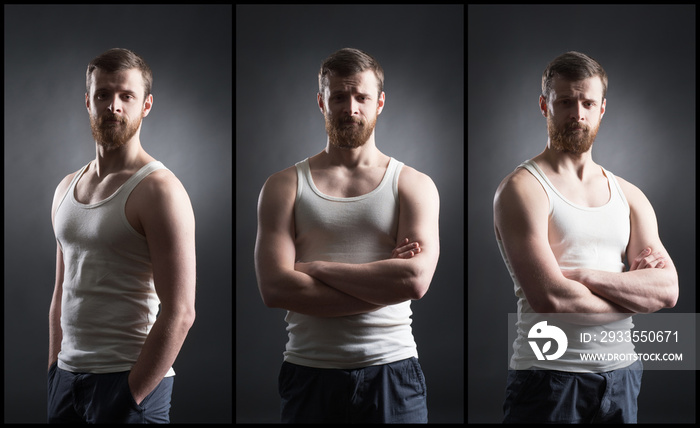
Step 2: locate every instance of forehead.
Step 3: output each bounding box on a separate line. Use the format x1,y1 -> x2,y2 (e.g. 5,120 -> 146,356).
550,75 -> 604,99
91,68 -> 144,93
327,69 -> 378,93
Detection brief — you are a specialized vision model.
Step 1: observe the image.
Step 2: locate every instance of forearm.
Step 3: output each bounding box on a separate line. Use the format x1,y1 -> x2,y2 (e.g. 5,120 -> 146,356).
263,270 -> 385,317
575,268 -> 679,314
544,277 -> 634,325
296,258 -> 426,306
128,310 -> 194,405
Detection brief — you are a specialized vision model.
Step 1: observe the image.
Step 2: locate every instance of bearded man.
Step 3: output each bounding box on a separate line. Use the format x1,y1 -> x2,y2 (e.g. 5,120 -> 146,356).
493,51 -> 678,423
48,48 -> 196,423
254,48 -> 440,423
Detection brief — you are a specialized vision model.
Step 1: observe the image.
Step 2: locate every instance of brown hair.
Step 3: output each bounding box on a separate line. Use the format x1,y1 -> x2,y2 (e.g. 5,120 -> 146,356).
86,48 -> 153,100
318,48 -> 384,97
542,51 -> 607,102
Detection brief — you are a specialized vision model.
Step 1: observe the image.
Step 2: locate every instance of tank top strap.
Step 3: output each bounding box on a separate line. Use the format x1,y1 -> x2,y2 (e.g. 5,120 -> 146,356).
518,159 -> 554,214
118,161 -> 167,197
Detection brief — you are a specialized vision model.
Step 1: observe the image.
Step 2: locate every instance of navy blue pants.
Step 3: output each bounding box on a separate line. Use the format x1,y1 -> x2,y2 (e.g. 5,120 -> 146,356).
279,357 -> 428,423
47,362 -> 174,424
503,360 -> 643,423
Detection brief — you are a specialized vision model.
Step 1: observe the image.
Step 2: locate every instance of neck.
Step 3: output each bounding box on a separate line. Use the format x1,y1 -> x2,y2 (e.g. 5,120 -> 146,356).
93,136 -> 148,177
323,133 -> 384,167
539,142 -> 596,180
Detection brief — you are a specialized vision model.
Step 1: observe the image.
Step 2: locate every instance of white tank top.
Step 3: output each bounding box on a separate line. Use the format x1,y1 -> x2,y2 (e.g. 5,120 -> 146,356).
498,159 -> 636,372
54,161 -> 174,376
284,157 -> 418,369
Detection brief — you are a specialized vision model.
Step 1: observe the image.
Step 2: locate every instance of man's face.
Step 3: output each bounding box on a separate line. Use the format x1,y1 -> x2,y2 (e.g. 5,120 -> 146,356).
541,75 -> 606,154
86,68 -> 152,150
319,70 -> 385,149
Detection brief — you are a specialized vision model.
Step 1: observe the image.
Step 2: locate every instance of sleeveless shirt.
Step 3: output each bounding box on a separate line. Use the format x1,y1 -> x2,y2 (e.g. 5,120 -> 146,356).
54,161 -> 175,376
284,157 -> 418,369
497,159 -> 636,372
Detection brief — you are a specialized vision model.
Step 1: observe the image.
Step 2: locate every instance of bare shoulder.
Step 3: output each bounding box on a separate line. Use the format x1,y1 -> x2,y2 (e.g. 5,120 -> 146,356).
398,165 -> 439,200
613,174 -> 650,208
136,168 -> 192,205
258,165 -> 298,209
129,168 -> 194,230
494,167 -> 546,209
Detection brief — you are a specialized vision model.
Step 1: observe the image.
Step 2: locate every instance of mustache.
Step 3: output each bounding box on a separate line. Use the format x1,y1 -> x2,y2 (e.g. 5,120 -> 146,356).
335,116 -> 363,127
100,114 -> 125,124
567,123 -> 588,131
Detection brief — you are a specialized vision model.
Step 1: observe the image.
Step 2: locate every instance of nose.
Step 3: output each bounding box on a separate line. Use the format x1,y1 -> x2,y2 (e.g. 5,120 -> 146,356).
342,97 -> 359,117
571,102 -> 585,122
108,94 -> 123,114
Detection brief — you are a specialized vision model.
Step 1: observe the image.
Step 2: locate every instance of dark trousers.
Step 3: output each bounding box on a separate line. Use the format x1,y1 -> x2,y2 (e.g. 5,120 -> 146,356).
503,360 -> 643,423
279,357 -> 428,423
47,362 -> 174,424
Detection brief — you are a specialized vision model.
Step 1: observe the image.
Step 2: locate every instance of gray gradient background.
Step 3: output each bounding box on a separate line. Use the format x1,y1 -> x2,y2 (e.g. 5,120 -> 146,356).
468,5 -> 695,423
236,5 -> 464,423
4,5 -> 232,423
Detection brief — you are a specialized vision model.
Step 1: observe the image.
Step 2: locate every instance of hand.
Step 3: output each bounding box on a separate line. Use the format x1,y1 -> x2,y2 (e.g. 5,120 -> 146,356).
392,238 -> 421,259
562,268 -> 585,282
629,247 -> 666,271
127,372 -> 147,406
294,261 -> 313,275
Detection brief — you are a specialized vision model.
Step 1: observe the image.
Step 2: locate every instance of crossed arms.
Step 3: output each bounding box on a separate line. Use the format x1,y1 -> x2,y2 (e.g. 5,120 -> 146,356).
493,168 -> 678,317
254,165 -> 440,317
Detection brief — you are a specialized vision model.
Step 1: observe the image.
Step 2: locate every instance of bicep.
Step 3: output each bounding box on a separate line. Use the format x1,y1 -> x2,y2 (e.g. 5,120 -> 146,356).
625,183 -> 676,272
254,172 -> 298,304
396,169 -> 440,286
494,175 -> 569,312
141,175 -> 196,314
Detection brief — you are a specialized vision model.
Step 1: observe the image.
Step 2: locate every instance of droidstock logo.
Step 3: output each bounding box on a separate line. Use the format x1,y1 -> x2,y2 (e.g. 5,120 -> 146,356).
528,321 -> 568,361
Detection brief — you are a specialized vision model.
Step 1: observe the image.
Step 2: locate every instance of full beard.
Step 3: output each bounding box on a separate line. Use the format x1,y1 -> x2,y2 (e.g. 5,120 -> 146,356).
325,113 -> 377,149
547,116 -> 600,155
90,113 -> 142,151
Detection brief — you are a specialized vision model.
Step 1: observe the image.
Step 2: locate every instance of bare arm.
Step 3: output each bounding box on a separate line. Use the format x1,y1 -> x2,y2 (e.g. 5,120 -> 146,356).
494,168 -> 633,321
48,245 -> 63,371
48,173 -> 75,371
294,167 -> 440,306
127,171 -> 197,405
254,167 -> 386,317
562,179 -> 679,313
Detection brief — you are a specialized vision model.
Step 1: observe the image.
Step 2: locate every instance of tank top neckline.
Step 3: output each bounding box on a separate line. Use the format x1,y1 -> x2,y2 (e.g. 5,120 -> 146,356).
302,157 -> 397,202
71,160 -> 164,208
523,159 -> 614,211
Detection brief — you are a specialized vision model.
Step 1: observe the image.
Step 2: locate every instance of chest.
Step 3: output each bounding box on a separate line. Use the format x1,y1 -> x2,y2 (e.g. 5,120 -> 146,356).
310,166 -> 387,198
73,170 -> 144,235
547,174 -> 611,208
74,171 -> 131,205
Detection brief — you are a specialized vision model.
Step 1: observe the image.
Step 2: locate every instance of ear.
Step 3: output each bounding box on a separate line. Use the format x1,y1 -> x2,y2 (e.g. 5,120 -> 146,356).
317,92 -> 326,115
142,94 -> 153,118
600,98 -> 606,119
539,95 -> 548,118
376,91 -> 385,115
85,92 -> 90,113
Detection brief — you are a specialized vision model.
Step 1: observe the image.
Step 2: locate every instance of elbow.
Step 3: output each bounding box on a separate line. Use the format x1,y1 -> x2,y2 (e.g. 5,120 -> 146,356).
660,271 -> 679,310
259,287 -> 277,309
531,298 -> 557,314
163,306 -> 196,331
406,255 -> 438,300
407,267 -> 432,300
664,281 -> 679,309
410,281 -> 430,300
258,278 -> 282,309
